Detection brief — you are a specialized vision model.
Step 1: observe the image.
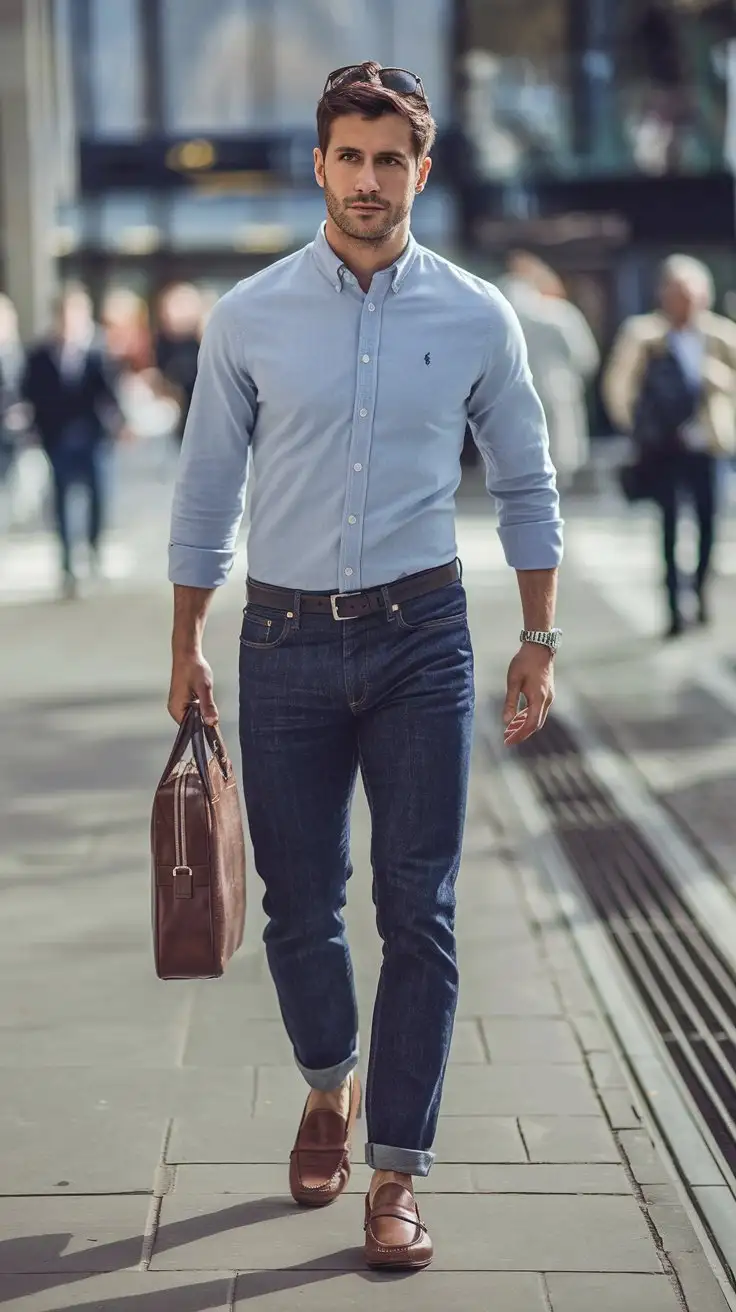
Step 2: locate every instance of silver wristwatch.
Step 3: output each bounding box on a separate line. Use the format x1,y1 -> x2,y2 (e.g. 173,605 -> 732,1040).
520,628 -> 562,654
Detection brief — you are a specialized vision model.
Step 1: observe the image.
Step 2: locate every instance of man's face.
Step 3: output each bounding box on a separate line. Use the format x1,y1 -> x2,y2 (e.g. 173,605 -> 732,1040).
314,113 -> 431,246
59,292 -> 93,343
660,277 -> 700,329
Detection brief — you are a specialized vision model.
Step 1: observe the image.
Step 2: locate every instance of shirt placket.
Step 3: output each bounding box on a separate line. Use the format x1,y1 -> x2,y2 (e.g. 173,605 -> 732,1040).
337,278 -> 388,591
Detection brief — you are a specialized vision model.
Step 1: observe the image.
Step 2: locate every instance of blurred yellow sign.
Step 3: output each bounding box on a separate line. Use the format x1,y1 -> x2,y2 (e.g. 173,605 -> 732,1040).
166,139 -> 217,172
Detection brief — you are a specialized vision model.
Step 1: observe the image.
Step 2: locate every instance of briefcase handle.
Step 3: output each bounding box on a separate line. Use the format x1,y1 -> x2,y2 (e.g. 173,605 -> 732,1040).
158,702 -> 233,793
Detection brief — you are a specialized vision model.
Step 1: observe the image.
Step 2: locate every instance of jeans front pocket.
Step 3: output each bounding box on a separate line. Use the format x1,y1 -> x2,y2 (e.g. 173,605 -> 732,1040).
240,604 -> 295,650
396,582 -> 468,634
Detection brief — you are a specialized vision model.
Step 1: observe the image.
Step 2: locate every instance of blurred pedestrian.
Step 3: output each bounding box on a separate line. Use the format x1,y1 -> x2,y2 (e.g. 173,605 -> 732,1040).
167,60 -> 562,1270
154,283 -> 203,446
21,286 -> 126,599
501,252 -> 600,491
102,287 -> 153,376
603,255 -> 736,637
0,293 -> 28,483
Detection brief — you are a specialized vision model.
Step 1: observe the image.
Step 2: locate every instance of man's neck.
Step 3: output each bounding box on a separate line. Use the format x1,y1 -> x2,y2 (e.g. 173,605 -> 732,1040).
324,217 -> 410,294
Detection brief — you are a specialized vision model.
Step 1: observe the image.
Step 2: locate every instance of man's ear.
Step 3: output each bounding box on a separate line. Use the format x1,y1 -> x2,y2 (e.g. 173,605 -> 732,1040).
314,147 -> 326,190
415,155 -> 432,194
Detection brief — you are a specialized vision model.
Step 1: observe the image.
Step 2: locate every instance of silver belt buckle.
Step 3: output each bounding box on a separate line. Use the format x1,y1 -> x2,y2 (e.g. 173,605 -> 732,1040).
330,592 -> 359,621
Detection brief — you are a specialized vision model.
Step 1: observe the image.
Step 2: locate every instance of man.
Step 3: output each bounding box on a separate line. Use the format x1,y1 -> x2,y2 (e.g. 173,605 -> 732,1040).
168,62 -> 562,1270
603,255 -> 736,636
154,283 -> 204,447
22,286 -> 124,598
501,252 -> 600,492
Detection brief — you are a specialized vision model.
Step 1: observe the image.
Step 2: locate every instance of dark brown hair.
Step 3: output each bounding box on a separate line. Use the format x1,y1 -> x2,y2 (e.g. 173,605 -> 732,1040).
317,62 -> 436,162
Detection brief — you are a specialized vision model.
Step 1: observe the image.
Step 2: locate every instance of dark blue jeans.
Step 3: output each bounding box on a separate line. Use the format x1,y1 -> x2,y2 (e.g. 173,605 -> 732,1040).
48,432 -> 109,577
239,576 -> 475,1176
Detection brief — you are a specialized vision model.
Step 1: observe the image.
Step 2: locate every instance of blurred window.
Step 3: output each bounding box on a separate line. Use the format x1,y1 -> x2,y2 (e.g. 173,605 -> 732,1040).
271,0 -> 450,128
88,0 -> 145,135
161,0 -> 273,131
462,0 -> 729,180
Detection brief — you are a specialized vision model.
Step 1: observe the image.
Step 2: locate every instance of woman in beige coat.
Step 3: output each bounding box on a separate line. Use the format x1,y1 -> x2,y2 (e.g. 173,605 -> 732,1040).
602,255 -> 736,636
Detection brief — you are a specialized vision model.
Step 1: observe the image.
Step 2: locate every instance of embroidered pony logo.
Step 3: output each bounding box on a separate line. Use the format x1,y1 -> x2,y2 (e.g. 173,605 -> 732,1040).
424,352 -> 431,367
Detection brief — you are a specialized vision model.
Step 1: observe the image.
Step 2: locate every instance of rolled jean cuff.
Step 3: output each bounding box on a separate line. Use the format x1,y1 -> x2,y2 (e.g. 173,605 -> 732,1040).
295,1047 -> 359,1092
365,1143 -> 435,1177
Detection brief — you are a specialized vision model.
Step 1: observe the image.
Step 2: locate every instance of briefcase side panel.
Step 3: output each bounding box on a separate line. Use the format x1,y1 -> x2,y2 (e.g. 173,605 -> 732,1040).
151,770 -> 219,979
208,760 -> 246,967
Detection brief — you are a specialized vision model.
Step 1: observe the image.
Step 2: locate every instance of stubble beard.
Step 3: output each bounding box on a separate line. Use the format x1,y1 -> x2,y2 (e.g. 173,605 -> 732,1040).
324,180 -> 411,248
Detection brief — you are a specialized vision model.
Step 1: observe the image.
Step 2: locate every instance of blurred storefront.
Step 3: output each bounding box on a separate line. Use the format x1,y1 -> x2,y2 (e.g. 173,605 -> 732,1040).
0,0 -> 71,336
53,0 -> 458,305
453,0 -> 736,340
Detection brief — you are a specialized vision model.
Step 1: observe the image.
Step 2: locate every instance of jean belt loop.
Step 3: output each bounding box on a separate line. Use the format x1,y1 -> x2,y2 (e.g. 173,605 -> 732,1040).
380,584 -> 397,621
456,555 -> 464,583
292,590 -> 302,628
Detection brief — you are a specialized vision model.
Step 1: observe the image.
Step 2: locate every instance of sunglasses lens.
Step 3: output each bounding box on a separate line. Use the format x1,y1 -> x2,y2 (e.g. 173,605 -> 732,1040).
380,70 -> 419,95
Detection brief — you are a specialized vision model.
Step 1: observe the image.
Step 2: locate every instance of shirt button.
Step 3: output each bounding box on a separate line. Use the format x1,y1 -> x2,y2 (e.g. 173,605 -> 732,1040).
362,354 -> 370,363
359,408 -> 368,418
348,515 -> 357,524
354,463 -> 362,472
344,567 -> 353,577
368,303 -> 376,312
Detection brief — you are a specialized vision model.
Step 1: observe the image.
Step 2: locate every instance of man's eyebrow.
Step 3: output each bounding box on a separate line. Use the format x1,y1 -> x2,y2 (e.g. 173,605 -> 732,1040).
334,145 -> 410,160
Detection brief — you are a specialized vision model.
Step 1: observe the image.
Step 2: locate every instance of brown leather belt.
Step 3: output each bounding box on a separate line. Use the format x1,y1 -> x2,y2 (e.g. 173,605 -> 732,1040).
246,560 -> 460,621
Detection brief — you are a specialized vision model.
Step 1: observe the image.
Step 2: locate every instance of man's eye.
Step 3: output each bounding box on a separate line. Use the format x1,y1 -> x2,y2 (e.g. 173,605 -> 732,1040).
340,153 -> 358,161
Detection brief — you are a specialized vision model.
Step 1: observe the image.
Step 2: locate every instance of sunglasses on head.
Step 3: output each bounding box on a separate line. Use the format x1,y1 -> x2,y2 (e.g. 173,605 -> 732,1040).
323,65 -> 427,102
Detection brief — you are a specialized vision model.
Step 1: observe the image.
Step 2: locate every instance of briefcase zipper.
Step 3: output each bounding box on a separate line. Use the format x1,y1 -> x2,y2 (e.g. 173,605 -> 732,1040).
173,761 -> 196,870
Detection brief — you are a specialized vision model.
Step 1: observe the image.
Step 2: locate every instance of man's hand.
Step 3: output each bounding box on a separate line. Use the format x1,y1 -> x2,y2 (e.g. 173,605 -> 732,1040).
168,650 -> 219,726
502,644 -> 555,747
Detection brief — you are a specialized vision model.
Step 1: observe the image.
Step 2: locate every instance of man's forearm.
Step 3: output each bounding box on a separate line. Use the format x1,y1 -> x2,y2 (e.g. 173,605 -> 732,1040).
172,584 -> 216,655
515,568 -> 558,631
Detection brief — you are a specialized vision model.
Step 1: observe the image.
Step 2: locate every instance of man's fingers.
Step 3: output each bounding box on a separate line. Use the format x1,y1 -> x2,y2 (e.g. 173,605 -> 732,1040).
504,697 -> 544,746
503,679 -> 523,726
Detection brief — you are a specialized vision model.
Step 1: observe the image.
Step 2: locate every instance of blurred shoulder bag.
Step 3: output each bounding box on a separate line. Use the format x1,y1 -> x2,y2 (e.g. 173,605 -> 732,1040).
617,344 -> 699,504
151,702 -> 246,979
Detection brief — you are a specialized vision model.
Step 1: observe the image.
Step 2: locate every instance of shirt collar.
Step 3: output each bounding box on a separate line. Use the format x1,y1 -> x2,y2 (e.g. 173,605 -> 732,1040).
311,221 -> 418,294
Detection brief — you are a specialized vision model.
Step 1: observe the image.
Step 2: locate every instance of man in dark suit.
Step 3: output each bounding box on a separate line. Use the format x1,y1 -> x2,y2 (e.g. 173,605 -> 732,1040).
22,286 -> 125,598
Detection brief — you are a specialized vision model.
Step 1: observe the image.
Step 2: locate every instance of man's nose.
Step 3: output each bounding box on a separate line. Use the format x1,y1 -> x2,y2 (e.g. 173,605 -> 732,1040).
354,162 -> 380,194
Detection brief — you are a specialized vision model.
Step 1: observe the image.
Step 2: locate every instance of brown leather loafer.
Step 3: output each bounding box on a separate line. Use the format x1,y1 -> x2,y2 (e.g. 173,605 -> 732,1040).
289,1072 -> 361,1207
364,1182 -> 434,1270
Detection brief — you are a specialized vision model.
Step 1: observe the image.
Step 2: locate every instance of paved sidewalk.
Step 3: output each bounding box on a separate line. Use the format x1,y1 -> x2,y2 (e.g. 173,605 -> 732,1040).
0,542 -> 730,1311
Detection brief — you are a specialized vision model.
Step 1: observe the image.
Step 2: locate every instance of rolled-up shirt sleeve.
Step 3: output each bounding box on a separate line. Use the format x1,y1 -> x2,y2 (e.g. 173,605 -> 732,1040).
468,289 -> 564,570
168,291 -> 256,588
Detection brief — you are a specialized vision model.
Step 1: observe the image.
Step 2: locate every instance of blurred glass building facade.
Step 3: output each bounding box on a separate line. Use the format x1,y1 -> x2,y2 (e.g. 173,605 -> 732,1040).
53,0 -> 456,302
2,0 -> 735,338
455,0 -> 736,338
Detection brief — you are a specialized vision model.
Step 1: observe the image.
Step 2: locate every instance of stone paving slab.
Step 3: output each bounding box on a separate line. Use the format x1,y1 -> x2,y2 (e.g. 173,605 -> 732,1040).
618,1130 -> 674,1185
546,1273 -> 682,1312
150,1192 -> 662,1272
171,1162 -> 630,1196
440,1063 -> 599,1116
457,968 -> 563,1017
0,1272 -> 234,1311
167,1114 -> 529,1165
0,1197 -> 148,1273
520,1116 -> 620,1163
0,1067 -> 256,1120
480,1017 -> 583,1063
232,1271 -> 550,1309
0,1113 -> 166,1195
671,1255 -> 733,1312
252,1061 -> 600,1118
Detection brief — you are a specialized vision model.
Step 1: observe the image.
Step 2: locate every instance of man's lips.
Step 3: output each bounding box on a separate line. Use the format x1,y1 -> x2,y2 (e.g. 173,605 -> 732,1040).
350,204 -> 386,211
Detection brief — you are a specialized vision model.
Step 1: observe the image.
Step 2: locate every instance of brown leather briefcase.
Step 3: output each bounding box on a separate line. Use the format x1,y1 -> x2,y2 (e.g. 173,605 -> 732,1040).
151,702 -> 246,979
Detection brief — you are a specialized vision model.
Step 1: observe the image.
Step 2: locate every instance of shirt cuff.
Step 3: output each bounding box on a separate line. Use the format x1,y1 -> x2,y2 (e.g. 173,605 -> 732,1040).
168,542 -> 235,588
497,520 -> 564,570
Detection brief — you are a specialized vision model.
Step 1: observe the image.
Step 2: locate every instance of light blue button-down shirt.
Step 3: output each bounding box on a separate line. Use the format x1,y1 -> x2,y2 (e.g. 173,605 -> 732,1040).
169,224 -> 563,592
